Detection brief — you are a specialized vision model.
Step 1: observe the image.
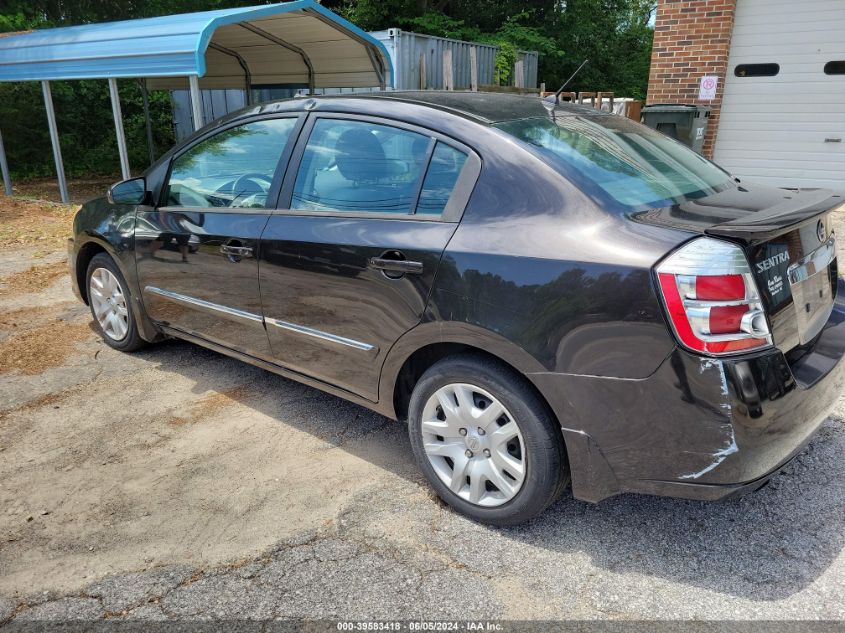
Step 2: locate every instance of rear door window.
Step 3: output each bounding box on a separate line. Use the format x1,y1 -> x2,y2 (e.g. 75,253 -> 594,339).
291,119 -> 428,214
290,118 -> 469,217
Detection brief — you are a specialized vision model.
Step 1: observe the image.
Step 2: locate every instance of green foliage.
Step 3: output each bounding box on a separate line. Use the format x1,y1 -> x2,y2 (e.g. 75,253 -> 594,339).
408,13 -> 481,41
548,0 -> 655,99
0,0 -> 655,179
0,79 -> 175,179
492,41 -> 517,85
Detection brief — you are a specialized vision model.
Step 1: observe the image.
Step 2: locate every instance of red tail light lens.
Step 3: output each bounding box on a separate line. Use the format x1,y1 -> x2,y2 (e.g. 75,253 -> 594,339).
696,275 -> 745,300
656,238 -> 772,356
709,304 -> 748,334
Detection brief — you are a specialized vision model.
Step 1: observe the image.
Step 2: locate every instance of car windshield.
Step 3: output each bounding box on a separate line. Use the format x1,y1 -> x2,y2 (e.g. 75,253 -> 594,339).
495,115 -> 733,208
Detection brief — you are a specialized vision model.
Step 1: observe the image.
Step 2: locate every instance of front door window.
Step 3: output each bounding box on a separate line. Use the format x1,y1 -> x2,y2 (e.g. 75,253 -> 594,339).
166,118 -> 298,209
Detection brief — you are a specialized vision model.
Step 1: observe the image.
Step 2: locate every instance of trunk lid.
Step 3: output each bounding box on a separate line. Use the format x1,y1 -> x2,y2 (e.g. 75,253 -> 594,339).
638,184 -> 842,354
746,215 -> 838,352
704,188 -> 841,242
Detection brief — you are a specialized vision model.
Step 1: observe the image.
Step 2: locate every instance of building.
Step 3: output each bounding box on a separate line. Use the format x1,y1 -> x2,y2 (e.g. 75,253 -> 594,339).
647,0 -> 845,191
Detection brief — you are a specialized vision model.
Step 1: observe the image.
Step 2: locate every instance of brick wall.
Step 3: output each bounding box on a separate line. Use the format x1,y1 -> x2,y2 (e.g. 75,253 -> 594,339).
646,0 -> 738,157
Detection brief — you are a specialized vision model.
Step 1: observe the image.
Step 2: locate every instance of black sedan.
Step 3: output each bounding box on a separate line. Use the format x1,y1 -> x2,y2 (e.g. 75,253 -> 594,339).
68,92 -> 845,525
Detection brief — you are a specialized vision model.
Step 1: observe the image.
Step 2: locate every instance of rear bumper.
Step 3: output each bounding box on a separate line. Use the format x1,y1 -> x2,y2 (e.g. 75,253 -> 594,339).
532,277 -> 845,503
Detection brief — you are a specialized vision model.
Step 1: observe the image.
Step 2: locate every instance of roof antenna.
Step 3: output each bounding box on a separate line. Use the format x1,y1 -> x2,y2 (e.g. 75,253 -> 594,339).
554,59 -> 589,105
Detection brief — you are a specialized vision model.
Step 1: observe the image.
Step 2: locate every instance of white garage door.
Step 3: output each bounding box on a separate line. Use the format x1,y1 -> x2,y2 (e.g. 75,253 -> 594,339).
713,0 -> 845,192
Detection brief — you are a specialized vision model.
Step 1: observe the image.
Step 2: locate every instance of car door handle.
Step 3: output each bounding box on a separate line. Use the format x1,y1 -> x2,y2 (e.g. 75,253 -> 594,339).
368,257 -> 424,275
220,244 -> 254,258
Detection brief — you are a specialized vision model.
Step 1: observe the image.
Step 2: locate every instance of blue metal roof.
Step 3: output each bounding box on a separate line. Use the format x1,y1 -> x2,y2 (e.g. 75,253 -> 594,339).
0,0 -> 392,88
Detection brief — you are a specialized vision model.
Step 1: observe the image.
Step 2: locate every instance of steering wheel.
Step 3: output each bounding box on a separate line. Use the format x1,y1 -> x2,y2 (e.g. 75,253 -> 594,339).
231,172 -> 273,206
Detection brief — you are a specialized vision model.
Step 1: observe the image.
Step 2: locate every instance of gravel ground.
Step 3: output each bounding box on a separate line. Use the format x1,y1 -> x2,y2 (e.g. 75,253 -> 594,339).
1,196 -> 844,624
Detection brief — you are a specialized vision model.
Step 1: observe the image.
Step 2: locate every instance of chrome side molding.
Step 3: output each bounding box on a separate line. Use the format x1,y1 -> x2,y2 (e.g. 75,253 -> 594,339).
144,286 -> 375,351
144,286 -> 263,323
265,317 -> 375,351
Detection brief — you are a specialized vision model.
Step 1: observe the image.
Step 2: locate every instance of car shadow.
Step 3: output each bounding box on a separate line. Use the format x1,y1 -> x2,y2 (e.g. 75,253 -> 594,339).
137,338 -> 845,602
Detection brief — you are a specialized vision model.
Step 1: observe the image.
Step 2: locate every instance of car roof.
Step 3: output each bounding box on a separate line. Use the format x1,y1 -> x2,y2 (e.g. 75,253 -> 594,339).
168,91 -> 607,167
300,90 -> 603,125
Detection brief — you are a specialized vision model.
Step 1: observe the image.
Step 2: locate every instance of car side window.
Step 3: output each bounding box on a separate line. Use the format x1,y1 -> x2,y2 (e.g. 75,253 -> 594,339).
416,142 -> 469,215
291,119 -> 432,214
166,118 -> 297,209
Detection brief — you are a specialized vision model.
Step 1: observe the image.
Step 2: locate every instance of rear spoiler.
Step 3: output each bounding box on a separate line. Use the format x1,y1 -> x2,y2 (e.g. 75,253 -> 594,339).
705,190 -> 843,243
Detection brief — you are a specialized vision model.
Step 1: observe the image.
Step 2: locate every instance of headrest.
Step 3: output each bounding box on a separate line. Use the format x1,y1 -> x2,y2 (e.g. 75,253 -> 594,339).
335,128 -> 386,182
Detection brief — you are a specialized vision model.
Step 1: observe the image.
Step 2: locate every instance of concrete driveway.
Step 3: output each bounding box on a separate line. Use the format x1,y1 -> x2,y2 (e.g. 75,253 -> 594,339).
1,196 -> 844,623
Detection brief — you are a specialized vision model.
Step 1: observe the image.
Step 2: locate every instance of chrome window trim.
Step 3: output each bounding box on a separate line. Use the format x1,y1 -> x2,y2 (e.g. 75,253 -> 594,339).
265,317 -> 375,351
144,286 -> 263,323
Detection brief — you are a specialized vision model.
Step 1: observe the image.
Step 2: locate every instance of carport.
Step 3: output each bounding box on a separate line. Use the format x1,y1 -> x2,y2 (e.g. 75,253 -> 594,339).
0,0 -> 391,202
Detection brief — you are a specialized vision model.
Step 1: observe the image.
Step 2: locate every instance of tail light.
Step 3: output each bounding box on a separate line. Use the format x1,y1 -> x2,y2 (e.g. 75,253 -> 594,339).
655,237 -> 772,355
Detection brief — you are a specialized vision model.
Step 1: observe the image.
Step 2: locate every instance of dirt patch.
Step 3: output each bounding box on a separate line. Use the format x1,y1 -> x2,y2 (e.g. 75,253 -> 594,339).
10,177 -> 115,206
168,385 -> 255,426
0,383 -> 83,420
0,320 -> 92,375
0,303 -> 76,329
0,261 -> 68,298
0,198 -> 76,251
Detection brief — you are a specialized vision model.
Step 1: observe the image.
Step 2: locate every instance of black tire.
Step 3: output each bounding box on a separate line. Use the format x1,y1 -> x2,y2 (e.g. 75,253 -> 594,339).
408,353 -> 569,526
85,252 -> 146,353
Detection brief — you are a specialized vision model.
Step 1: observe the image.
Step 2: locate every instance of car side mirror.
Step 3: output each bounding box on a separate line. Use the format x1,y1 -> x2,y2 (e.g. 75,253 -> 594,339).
108,177 -> 150,205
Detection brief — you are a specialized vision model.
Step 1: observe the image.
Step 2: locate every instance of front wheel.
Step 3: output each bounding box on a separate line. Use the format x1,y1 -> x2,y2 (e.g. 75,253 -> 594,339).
408,354 -> 569,526
86,252 -> 146,352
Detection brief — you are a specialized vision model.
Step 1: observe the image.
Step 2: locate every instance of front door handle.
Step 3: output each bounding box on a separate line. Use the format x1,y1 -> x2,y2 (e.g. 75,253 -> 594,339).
368,257 -> 423,275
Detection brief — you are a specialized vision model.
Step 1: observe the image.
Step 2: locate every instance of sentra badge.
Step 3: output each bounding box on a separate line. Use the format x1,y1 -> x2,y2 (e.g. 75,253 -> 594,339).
757,251 -> 790,273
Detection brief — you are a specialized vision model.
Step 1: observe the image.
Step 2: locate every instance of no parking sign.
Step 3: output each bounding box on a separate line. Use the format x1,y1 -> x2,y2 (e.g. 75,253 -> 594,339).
699,75 -> 718,100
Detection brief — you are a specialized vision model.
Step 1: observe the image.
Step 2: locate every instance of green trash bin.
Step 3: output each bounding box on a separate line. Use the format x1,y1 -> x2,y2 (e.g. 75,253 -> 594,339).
641,104 -> 711,154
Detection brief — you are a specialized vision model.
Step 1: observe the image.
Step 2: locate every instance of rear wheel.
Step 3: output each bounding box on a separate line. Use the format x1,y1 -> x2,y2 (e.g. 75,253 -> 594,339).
86,253 -> 145,352
408,354 -> 568,525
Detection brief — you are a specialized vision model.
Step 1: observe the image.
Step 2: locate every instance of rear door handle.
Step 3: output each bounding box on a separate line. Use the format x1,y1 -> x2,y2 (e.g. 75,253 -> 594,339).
368,257 -> 423,275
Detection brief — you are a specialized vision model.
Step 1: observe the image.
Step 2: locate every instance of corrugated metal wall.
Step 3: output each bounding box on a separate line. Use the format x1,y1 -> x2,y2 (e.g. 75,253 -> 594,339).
517,51 -> 539,90
171,88 -> 247,140
370,29 -> 497,90
370,29 -> 538,90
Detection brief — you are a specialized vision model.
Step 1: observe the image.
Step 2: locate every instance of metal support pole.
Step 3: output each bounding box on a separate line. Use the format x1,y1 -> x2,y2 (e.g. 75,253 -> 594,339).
41,80 -> 69,204
108,78 -> 131,181
140,79 -> 156,165
0,128 -> 12,196
188,74 -> 204,131
469,47 -> 478,92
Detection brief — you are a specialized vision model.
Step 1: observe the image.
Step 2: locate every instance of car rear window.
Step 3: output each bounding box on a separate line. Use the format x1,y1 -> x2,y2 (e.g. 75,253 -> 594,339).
495,115 -> 733,209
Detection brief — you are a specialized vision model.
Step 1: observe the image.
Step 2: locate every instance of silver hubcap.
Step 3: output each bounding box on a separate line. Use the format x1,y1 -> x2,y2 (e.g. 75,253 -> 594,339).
421,383 -> 526,507
89,267 -> 129,341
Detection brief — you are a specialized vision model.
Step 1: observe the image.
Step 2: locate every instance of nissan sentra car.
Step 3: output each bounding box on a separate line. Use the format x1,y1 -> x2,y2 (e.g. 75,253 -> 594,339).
68,91 -> 845,525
